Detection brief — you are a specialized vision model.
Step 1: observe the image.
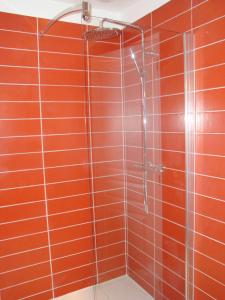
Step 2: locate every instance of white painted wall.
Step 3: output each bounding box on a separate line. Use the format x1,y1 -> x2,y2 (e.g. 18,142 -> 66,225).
0,0 -> 170,26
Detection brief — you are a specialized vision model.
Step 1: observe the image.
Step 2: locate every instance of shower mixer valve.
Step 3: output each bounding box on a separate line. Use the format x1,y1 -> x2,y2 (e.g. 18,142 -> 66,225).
134,162 -> 165,173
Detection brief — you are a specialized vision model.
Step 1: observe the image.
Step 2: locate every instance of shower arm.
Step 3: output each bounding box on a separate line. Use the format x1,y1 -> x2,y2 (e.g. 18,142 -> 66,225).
39,1 -> 91,37
102,18 -> 149,214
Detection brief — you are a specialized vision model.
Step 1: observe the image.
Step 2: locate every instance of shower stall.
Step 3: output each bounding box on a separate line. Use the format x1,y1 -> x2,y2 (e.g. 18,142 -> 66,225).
36,2 -> 195,299
6,0 -> 225,299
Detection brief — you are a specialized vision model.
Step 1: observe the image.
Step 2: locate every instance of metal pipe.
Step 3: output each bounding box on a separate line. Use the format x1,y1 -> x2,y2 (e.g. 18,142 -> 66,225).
39,6 -> 82,37
102,18 -> 149,214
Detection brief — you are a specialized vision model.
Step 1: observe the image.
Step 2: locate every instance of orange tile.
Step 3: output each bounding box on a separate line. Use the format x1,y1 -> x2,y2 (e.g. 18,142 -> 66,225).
54,277 -> 96,298
91,102 -> 122,117
40,51 -> 84,69
155,200 -> 185,226
88,42 -> 120,58
94,174 -> 123,191
0,217 -> 47,240
0,66 -> 38,84
0,30 -> 37,49
50,223 -> 93,245
42,102 -> 85,118
160,149 -> 185,171
196,154 -> 225,179
52,250 -> 95,273
0,247 -> 49,273
0,12 -> 36,32
91,116 -> 122,132
195,213 -> 225,243
0,85 -> 38,101
124,69 -> 141,87
97,242 -> 125,261
98,266 -> 126,283
54,264 -> 96,289
195,251 -> 225,285
0,201 -> 45,224
90,71 -> 120,87
1,133 -> 41,155
128,254 -> 153,285
155,249 -> 185,278
89,56 -> 120,72
196,87 -> 225,111
152,0 -> 190,27
160,74 -> 184,96
41,85 -> 85,101
48,208 -> 93,230
194,17 -> 225,48
51,237 -> 94,259
0,102 -> 39,119
196,64 -> 225,90
0,185 -> 44,206
155,262 -> 185,294
1,276 -> 52,299
160,54 -> 184,77
124,100 -> 142,116
44,149 -> 88,167
92,132 -> 123,147
0,169 -> 43,190
94,189 -> 124,206
42,118 -> 86,134
162,168 -> 185,189
95,203 -> 124,220
158,34 -> 184,59
0,232 -> 49,257
39,35 -> 83,54
40,69 -> 85,85
192,0 -> 225,28
161,132 -> 185,151
92,147 -> 123,162
0,119 -> 41,137
195,41 -> 225,70
44,133 -> 87,151
156,278 -> 184,300
98,254 -> 125,274
194,287 -> 213,300
38,18 -> 84,38
155,216 -> 185,244
90,87 -> 122,101
195,233 -> 225,265
128,244 -> 154,271
45,164 -> 89,183
155,183 -> 185,208
196,174 -> 225,200
48,194 -> 89,215
0,48 -> 37,67
0,152 -> 42,171
46,179 -> 89,199
155,231 -> 185,261
194,269 -> 225,299
96,229 -> 125,248
130,271 -> 154,296
128,230 -> 154,257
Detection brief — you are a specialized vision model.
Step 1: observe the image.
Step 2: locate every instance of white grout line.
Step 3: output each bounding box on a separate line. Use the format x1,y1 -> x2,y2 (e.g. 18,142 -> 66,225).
36,19 -> 55,298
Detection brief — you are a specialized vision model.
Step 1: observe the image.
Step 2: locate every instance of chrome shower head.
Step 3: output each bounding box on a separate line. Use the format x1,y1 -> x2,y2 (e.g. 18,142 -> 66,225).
84,27 -> 121,41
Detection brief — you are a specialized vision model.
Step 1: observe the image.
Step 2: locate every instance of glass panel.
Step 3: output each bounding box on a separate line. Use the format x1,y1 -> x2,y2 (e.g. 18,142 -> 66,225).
84,24 -> 194,300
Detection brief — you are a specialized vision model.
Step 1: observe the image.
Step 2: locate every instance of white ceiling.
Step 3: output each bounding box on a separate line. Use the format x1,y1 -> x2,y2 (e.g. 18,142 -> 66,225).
0,0 -> 170,26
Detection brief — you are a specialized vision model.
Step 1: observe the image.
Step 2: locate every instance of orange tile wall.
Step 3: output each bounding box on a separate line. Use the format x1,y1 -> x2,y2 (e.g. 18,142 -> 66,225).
0,0 -> 225,299
0,12 -> 124,299
123,0 -> 225,299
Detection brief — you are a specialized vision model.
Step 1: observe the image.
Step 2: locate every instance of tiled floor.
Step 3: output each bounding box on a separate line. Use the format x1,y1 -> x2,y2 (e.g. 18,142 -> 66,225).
56,276 -> 153,300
